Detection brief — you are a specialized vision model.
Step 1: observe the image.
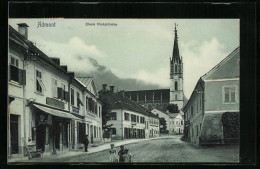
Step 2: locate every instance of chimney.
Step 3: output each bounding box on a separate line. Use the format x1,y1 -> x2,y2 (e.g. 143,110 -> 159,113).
110,86 -> 115,93
60,65 -> 68,72
102,84 -> 107,92
17,23 -> 29,40
68,72 -> 74,78
50,58 -> 60,65
120,90 -> 125,97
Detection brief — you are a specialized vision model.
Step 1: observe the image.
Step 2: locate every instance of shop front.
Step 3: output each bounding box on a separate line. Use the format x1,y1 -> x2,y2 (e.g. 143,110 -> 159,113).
30,103 -> 82,154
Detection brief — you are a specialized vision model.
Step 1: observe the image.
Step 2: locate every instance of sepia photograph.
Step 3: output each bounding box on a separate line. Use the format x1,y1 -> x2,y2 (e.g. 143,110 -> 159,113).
8,18 -> 240,163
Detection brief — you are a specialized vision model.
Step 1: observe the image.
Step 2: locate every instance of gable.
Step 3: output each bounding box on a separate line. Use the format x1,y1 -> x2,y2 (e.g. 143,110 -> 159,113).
87,80 -> 98,96
202,48 -> 239,80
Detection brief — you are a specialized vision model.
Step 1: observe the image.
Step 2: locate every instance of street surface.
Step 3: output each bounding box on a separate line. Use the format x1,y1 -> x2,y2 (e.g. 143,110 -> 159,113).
61,136 -> 239,163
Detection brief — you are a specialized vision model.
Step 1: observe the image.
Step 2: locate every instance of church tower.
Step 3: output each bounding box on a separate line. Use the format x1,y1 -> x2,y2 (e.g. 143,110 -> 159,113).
170,24 -> 184,110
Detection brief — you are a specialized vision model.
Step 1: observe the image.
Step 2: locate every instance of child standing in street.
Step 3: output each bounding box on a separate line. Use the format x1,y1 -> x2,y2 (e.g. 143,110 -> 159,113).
108,144 -> 118,162
123,149 -> 132,163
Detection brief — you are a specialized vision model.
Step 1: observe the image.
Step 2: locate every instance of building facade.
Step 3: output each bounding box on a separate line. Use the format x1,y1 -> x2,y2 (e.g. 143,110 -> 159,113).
99,85 -> 160,140
183,47 -> 240,146
151,109 -> 170,131
8,24 -> 102,160
169,113 -> 184,135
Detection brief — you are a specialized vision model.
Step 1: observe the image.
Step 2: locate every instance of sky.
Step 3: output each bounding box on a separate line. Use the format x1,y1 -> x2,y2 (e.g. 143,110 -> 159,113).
9,19 -> 239,99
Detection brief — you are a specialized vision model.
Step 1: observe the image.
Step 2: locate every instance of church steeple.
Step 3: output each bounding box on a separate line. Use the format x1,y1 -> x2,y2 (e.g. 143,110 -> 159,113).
169,23 -> 184,110
171,23 -> 180,63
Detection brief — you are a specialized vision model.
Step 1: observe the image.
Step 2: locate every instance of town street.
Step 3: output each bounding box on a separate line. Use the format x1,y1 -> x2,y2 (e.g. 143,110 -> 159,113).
24,136 -> 239,163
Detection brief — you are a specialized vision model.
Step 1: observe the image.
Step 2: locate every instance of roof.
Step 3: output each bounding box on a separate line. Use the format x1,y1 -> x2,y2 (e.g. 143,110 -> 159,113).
183,47 -> 239,111
99,91 -> 159,118
124,89 -> 170,102
74,78 -> 87,88
169,113 -> 178,118
152,109 -> 170,116
171,24 -> 181,62
76,77 -> 93,87
201,47 -> 240,80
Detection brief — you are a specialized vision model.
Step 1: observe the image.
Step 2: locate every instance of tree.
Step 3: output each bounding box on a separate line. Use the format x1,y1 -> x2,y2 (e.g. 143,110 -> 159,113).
166,104 -> 179,113
159,117 -> 167,133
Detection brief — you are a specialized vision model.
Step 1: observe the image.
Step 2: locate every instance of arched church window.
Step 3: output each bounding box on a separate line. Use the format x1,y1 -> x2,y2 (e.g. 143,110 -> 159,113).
179,66 -> 181,73
175,81 -> 178,90
175,65 -> 177,73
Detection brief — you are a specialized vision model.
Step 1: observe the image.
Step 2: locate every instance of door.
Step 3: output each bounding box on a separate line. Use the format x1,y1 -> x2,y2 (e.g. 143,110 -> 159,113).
10,115 -> 19,154
36,124 -> 46,151
90,125 -> 93,143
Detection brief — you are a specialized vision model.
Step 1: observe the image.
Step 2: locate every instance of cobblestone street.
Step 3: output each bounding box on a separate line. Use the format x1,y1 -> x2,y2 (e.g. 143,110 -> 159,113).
19,136 -> 239,163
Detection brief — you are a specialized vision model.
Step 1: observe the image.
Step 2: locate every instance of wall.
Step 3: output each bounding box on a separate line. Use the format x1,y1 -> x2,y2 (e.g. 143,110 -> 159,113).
8,47 -> 25,156
204,80 -> 239,112
151,109 -> 170,131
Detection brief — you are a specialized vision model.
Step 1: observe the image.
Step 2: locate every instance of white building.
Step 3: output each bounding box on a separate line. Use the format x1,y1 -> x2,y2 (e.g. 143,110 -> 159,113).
151,109 -> 170,131
169,113 -> 184,135
8,23 -> 102,160
99,86 -> 160,140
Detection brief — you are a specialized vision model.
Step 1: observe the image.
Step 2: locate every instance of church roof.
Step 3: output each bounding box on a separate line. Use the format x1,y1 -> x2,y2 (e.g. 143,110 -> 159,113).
171,23 -> 181,63
99,91 -> 158,118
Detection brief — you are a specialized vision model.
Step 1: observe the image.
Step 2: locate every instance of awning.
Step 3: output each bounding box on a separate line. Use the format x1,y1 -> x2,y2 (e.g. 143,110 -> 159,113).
33,104 -> 81,121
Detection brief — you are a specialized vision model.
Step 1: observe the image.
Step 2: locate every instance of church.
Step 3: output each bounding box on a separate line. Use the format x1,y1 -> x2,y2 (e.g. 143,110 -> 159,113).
124,24 -> 187,112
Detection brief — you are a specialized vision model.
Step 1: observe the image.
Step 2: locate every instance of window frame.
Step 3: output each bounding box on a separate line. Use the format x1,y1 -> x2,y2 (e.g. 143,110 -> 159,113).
52,77 -> 58,98
35,68 -> 45,94
110,112 -> 117,120
222,85 -> 238,104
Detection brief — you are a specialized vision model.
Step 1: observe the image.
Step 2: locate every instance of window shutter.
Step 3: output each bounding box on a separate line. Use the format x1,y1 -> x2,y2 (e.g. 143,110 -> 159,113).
22,70 -> 26,85
57,87 -> 63,99
65,91 -> 70,102
18,69 -> 24,85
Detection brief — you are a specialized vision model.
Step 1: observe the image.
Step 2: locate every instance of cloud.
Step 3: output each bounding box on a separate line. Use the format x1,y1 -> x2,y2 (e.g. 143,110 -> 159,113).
129,67 -> 170,88
181,37 -> 229,98
35,37 -> 107,73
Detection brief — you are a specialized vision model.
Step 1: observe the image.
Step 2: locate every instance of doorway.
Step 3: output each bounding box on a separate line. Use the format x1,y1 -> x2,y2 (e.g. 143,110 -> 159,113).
90,125 -> 93,144
10,115 -> 19,154
36,124 -> 46,151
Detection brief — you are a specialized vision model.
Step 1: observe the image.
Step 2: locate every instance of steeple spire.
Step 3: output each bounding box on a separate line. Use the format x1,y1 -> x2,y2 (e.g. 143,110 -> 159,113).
172,23 -> 180,62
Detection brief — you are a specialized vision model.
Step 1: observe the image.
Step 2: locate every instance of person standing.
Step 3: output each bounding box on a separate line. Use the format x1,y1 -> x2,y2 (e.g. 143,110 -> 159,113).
84,135 -> 89,152
118,145 -> 126,162
123,149 -> 132,163
108,144 -> 118,162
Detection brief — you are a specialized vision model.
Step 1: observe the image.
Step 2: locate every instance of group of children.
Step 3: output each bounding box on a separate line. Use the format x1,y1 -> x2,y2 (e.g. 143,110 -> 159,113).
109,144 -> 132,163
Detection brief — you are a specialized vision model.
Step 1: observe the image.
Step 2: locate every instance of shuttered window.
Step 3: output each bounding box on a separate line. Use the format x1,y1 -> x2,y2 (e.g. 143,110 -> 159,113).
52,78 -> 58,98
9,56 -> 26,85
71,88 -> 74,105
